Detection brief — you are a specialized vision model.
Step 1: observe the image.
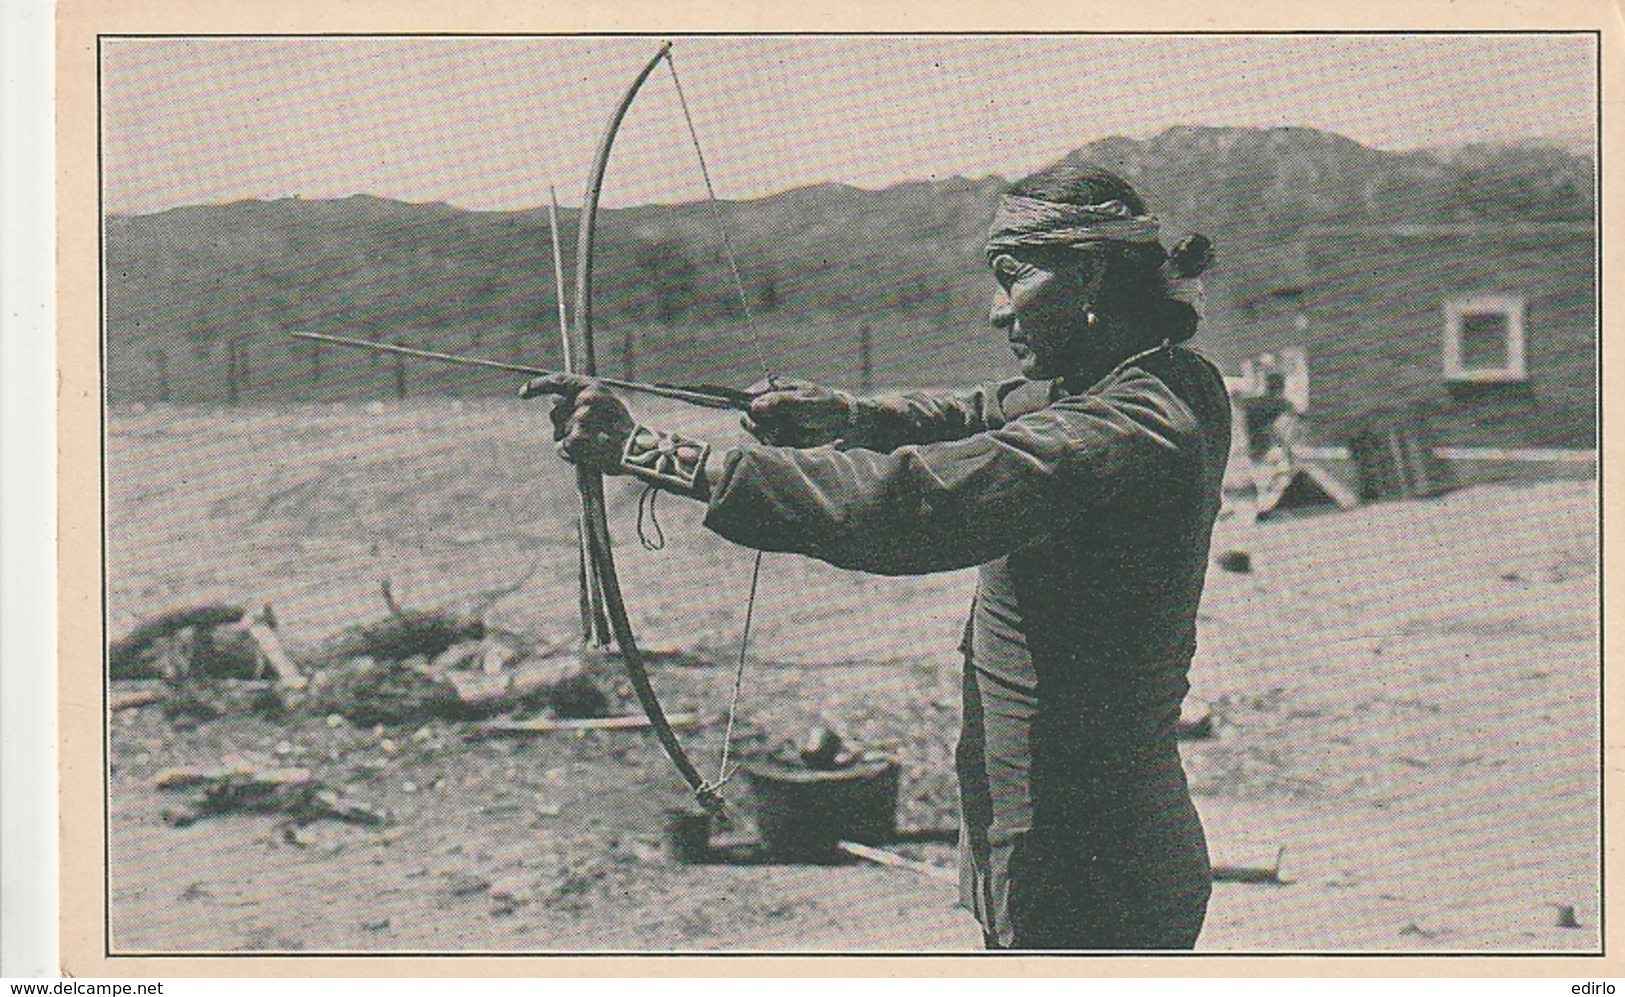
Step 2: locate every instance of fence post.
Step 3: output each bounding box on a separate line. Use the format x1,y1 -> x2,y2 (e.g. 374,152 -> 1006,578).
860,323 -> 873,392
393,341 -> 407,399
152,349 -> 169,403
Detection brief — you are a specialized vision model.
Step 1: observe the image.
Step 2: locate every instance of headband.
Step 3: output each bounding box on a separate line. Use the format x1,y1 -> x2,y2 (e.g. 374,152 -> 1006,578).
985,194 -> 1161,262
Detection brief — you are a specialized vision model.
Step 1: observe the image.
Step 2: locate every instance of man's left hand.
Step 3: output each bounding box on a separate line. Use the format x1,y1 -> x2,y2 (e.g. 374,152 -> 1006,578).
522,373 -> 636,474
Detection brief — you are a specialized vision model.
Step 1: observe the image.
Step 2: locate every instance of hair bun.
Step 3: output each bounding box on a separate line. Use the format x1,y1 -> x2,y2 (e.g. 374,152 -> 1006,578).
1168,234 -> 1214,278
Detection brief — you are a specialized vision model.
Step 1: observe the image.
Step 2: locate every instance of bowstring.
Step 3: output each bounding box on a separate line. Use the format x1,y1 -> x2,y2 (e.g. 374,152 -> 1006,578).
665,48 -> 768,792
666,50 -> 762,347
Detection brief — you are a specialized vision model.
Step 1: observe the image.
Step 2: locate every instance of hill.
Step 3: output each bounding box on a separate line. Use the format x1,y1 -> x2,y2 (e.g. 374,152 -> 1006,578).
102,129 -> 1594,405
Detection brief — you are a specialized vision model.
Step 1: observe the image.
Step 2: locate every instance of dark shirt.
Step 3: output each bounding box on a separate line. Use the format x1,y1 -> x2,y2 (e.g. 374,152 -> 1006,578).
702,344 -> 1232,946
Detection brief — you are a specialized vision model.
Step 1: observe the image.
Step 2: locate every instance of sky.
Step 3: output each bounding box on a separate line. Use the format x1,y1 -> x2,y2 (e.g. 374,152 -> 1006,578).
99,33 -> 1598,216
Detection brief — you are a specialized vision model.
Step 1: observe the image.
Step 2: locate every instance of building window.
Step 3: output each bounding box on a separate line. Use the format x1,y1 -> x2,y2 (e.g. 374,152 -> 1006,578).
1443,295 -> 1526,383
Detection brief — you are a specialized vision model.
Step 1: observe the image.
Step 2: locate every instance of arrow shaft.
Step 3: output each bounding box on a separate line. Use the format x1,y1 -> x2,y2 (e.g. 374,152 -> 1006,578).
291,331 -> 751,410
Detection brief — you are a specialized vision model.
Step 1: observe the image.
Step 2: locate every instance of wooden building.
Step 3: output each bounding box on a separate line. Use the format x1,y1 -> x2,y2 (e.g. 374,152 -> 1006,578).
1213,221 -> 1596,496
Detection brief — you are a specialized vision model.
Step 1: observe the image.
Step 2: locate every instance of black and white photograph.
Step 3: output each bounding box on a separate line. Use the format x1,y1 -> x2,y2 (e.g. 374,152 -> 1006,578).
62,18 -> 1604,965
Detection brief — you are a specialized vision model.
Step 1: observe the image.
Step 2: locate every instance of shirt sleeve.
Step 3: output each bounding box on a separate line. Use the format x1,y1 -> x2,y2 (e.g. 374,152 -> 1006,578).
702,368 -> 1203,576
842,379 -> 1032,451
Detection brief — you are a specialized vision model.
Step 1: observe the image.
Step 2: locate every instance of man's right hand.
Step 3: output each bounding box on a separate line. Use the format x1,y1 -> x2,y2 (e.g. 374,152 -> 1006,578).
742,379 -> 855,448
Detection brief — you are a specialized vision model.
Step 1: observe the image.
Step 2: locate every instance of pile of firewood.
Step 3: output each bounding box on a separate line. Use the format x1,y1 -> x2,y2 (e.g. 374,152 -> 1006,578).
156,761 -> 384,832
108,567 -> 610,727
108,602 -> 302,686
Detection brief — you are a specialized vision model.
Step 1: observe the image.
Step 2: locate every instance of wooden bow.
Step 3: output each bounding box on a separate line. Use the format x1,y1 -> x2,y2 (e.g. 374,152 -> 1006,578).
567,41 -> 725,813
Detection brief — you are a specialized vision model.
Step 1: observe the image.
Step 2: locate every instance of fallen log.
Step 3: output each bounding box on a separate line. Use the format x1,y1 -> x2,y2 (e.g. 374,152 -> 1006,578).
835,839 -> 957,883
322,569 -> 539,666
439,652 -> 588,709
318,646 -> 610,726
472,713 -> 699,738
155,763 -> 309,791
110,684 -> 165,711
108,603 -> 246,678
156,763 -> 383,828
112,679 -> 282,715
1211,845 -> 1292,885
244,605 -> 306,690
323,612 -> 484,667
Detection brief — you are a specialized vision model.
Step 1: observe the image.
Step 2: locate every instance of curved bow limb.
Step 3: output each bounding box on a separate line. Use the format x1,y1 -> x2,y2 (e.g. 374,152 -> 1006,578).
568,41 -> 724,814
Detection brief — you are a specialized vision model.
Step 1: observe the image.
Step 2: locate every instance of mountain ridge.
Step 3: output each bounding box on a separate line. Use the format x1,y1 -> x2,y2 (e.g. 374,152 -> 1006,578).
103,126 -> 1594,405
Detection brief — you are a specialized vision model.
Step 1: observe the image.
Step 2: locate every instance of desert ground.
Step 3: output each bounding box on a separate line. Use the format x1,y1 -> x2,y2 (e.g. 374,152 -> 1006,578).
98,398 -> 1599,953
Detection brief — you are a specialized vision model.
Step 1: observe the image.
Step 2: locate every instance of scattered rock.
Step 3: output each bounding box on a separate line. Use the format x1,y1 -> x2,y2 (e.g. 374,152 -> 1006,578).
282,825 -> 318,848
481,643 -> 518,676
488,876 -> 534,915
444,871 -> 490,897
178,882 -> 211,902
798,726 -> 845,770
1176,699 -> 1214,740
1215,550 -> 1253,574
162,805 -> 201,827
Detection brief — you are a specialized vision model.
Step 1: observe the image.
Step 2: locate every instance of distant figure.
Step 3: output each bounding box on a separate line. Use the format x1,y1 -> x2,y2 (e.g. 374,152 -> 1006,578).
1242,372 -> 1293,462
536,164 -> 1230,950
1240,374 -> 1303,515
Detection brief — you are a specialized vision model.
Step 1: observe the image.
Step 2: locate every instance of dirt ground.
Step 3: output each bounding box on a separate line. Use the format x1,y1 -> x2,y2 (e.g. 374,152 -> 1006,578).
99,400 -> 1599,953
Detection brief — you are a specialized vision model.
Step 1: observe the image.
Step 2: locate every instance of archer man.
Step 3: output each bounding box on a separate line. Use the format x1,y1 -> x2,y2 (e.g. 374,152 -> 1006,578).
536,163 -> 1230,951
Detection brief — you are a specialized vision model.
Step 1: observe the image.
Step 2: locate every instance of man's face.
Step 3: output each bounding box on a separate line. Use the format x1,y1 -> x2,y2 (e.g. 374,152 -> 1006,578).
987,249 -> 1103,379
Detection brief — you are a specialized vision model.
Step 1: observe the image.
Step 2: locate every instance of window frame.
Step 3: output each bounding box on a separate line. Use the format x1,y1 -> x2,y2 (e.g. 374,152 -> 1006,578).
1442,294 -> 1527,384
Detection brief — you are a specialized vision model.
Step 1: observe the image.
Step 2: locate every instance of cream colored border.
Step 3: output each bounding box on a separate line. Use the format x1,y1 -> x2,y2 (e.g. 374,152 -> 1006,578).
57,0 -> 1623,977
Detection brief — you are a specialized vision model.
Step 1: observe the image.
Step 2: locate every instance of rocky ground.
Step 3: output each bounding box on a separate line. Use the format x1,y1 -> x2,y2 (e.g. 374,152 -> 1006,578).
98,400 -> 1599,953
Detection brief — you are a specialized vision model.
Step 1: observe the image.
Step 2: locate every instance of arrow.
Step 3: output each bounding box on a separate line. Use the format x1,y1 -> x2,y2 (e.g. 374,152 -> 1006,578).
290,331 -> 754,411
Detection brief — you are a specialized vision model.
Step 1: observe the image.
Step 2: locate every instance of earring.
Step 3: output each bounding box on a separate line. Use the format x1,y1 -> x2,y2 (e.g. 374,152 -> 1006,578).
1084,310 -> 1099,329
